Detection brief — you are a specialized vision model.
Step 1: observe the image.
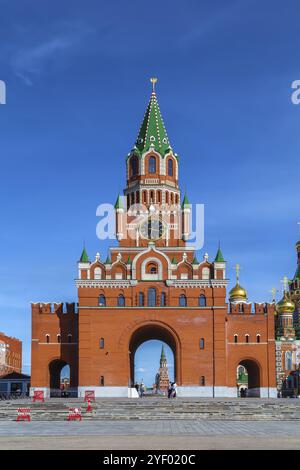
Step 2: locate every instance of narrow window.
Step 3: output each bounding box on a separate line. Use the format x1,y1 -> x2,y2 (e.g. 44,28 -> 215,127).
234,334 -> 238,344
130,156 -> 138,176
46,334 -> 50,344
200,376 -> 205,386
100,376 -> 105,386
57,334 -> 61,344
68,334 -> 72,344
168,159 -> 173,176
199,295 -> 206,307
148,288 -> 156,307
245,335 -> 249,343
139,292 -> 144,306
100,338 -> 104,349
99,295 -> 106,307
94,267 -> 101,280
179,294 -> 187,307
149,156 -> 156,173
256,334 -> 260,343
200,338 -> 205,350
118,295 -> 125,307
161,292 -> 166,307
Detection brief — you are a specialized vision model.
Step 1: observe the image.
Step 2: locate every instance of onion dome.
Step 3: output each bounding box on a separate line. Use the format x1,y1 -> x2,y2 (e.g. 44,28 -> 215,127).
276,291 -> 295,315
229,283 -> 248,302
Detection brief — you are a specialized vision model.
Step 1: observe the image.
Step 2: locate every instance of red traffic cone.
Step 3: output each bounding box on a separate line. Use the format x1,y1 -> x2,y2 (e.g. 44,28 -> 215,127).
87,398 -> 92,412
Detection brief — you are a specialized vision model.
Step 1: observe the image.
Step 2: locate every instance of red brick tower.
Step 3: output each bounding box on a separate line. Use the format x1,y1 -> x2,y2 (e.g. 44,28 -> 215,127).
156,345 -> 170,393
30,79 -> 277,398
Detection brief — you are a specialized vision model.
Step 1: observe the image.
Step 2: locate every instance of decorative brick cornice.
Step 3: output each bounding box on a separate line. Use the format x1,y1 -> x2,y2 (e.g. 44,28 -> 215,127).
165,280 -> 229,288
75,279 -> 138,289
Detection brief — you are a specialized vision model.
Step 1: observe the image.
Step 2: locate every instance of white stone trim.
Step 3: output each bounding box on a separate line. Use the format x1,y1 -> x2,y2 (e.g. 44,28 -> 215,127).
75,280 -> 137,288
30,387 -> 50,398
166,280 -> 228,288
177,386 -> 213,397
77,386 -> 129,398
213,387 -> 237,397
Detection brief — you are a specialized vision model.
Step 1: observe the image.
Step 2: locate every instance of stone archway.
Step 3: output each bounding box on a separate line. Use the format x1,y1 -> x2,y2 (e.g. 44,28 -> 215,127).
49,359 -> 69,395
237,358 -> 261,397
128,322 -> 181,387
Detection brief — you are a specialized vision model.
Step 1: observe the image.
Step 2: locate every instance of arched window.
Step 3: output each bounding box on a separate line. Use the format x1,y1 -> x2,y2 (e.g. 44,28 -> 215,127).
139,292 -> 144,306
148,288 -> 156,307
202,267 -> 210,280
200,338 -> 205,349
98,295 -> 106,307
100,338 -> 104,349
68,334 -> 72,344
245,334 -> 249,343
130,156 -> 138,176
100,376 -> 105,386
200,376 -> 205,386
57,334 -> 61,344
94,267 -> 101,280
168,159 -> 173,176
199,295 -> 206,307
148,156 -> 156,174
256,334 -> 261,343
234,334 -> 238,344
118,294 -> 125,307
46,334 -> 50,344
179,294 -> 187,307
161,292 -> 166,307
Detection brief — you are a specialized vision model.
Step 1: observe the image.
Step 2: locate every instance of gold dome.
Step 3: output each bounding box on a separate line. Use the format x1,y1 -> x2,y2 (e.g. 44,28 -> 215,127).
229,282 -> 247,301
276,291 -> 295,315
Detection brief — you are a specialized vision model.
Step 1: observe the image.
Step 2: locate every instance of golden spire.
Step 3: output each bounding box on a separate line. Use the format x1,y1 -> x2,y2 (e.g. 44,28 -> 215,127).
150,77 -> 158,93
229,263 -> 247,302
235,263 -> 240,283
281,276 -> 289,293
269,287 -> 278,303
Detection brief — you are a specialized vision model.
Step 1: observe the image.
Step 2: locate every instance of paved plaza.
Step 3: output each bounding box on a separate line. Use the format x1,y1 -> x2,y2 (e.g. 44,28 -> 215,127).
1,420 -> 300,449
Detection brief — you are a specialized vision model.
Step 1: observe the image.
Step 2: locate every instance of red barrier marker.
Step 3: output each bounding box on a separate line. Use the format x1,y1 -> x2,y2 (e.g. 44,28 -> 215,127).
84,390 -> 95,402
17,408 -> 31,422
86,398 -> 92,412
33,390 -> 44,403
68,407 -> 82,421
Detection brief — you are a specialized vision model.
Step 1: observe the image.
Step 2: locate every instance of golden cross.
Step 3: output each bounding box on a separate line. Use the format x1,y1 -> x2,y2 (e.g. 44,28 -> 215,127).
269,287 -> 278,302
150,77 -> 158,92
280,276 -> 289,292
235,263 -> 240,282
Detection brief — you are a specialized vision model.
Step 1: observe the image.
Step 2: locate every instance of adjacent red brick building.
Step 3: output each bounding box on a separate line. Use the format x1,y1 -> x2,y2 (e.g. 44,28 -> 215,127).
0,332 -> 22,376
30,81 -> 277,398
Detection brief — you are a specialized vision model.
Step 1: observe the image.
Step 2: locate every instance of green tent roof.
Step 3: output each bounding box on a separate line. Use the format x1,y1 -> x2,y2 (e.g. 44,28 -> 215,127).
171,256 -> 177,264
105,255 -> 111,264
192,256 -> 199,265
114,194 -> 124,209
160,344 -> 166,362
181,193 -> 190,208
214,246 -> 225,262
79,247 -> 89,263
134,89 -> 173,157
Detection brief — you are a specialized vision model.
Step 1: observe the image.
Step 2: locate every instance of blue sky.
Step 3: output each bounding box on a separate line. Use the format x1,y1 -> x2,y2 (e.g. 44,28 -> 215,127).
0,0 -> 300,379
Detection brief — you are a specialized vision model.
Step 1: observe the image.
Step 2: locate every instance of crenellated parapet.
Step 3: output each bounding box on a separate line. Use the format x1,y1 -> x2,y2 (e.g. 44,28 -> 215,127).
229,302 -> 275,315
31,302 -> 77,315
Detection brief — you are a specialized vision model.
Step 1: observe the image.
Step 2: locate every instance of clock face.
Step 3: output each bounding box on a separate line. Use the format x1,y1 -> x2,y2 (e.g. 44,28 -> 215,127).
140,217 -> 165,240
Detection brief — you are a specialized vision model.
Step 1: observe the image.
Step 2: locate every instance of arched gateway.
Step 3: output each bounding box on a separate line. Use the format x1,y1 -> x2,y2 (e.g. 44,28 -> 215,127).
129,322 -> 181,387
30,81 -> 277,398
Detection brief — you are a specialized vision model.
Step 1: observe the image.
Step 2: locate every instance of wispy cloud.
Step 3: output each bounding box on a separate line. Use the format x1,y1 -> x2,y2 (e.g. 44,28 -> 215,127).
11,22 -> 94,85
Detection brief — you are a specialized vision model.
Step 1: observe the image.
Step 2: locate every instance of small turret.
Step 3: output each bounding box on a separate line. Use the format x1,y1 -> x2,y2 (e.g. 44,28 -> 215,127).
214,244 -> 226,280
181,193 -> 191,241
115,195 -> 124,241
